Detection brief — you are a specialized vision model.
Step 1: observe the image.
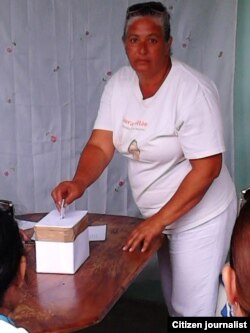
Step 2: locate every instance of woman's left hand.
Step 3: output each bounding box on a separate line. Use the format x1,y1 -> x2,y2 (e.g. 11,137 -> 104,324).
123,216 -> 165,252
123,154 -> 223,253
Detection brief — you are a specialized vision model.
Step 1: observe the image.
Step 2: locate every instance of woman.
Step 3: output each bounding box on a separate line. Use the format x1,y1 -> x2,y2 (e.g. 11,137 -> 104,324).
0,210 -> 29,332
52,2 -> 237,316
222,199 -> 250,317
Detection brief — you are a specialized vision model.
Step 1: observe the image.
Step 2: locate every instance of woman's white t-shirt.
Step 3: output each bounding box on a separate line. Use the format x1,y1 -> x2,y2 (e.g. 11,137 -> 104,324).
94,58 -> 235,233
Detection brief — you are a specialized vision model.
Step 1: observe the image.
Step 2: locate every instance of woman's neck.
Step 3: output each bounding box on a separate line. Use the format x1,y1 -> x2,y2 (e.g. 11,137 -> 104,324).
138,60 -> 172,99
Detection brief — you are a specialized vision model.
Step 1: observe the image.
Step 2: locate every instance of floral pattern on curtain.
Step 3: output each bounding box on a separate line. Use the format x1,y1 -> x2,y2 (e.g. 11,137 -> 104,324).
0,0 -> 237,216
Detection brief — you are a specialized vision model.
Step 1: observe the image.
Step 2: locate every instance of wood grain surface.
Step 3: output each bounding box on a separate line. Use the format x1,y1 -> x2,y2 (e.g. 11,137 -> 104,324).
13,213 -> 164,333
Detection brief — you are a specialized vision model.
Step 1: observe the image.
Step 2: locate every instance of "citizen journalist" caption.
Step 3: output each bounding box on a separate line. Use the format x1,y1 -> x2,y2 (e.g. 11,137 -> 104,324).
171,320 -> 247,330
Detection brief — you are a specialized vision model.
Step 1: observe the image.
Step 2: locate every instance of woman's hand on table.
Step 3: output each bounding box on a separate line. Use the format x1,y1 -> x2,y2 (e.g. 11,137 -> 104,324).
123,216 -> 165,253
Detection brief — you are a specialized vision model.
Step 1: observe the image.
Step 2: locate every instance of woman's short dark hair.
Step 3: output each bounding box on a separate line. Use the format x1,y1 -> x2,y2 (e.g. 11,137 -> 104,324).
0,210 -> 24,305
122,1 -> 171,42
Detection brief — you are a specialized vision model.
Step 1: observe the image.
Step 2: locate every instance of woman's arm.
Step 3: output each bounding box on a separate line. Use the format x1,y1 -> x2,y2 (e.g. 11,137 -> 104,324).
51,129 -> 115,208
123,153 -> 222,252
73,129 -> 115,188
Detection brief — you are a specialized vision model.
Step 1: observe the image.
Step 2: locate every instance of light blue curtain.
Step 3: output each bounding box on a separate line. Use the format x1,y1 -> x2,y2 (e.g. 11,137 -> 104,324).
0,0 -> 237,217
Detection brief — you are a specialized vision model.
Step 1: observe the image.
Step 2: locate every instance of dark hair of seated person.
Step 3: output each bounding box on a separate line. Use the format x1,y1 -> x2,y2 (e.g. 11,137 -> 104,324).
0,210 -> 25,306
224,199 -> 250,316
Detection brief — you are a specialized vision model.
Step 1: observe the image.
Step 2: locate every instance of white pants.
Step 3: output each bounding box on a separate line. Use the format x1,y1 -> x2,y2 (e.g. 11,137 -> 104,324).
157,197 -> 237,316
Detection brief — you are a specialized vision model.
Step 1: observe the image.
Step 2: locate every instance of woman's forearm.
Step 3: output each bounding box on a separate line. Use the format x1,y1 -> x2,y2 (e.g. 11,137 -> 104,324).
72,142 -> 114,189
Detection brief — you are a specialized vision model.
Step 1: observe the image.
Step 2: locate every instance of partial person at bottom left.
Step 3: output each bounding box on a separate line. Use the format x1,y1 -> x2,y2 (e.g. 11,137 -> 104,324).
0,209 -> 30,332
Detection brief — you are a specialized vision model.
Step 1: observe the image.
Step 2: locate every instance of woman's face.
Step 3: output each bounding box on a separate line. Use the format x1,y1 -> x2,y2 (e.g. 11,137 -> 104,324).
123,16 -> 171,77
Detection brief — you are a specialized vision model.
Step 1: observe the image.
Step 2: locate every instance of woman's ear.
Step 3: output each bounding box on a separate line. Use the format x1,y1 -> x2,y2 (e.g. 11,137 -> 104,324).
168,36 -> 173,46
164,36 -> 172,55
17,256 -> 27,288
222,263 -> 237,305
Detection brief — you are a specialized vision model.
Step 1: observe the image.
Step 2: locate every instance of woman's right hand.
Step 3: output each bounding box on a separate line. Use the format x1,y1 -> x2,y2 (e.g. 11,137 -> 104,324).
51,130 -> 115,211
51,180 -> 85,211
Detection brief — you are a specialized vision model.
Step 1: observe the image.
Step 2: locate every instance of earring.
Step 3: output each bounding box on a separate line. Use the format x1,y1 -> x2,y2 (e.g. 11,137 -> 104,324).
232,301 -> 239,316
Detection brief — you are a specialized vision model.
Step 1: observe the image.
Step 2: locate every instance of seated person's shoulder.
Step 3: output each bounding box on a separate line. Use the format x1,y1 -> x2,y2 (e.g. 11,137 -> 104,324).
0,320 -> 29,332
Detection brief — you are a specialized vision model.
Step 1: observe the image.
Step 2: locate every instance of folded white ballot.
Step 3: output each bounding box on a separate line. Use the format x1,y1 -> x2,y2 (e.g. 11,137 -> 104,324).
88,225 -> 107,241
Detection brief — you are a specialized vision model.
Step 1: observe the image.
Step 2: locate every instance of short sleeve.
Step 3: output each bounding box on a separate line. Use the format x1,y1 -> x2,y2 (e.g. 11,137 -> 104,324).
177,83 -> 225,159
93,77 -> 114,131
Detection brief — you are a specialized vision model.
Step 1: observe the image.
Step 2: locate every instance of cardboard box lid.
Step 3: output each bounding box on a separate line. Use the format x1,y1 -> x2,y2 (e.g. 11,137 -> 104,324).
34,210 -> 88,242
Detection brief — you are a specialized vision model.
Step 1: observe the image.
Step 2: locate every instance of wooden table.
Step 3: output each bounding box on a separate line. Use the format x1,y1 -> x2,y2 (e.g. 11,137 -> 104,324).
13,213 -> 164,333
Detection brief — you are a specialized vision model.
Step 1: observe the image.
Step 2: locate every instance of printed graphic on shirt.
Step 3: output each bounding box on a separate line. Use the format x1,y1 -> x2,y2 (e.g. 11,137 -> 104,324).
123,117 -> 148,130
128,140 -> 140,160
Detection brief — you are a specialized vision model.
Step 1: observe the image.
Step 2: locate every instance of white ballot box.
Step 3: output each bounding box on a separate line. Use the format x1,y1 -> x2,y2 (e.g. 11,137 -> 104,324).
34,210 -> 89,274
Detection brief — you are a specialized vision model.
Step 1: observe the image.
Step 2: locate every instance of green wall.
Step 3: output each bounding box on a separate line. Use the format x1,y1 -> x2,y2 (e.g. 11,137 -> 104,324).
234,0 -> 250,194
